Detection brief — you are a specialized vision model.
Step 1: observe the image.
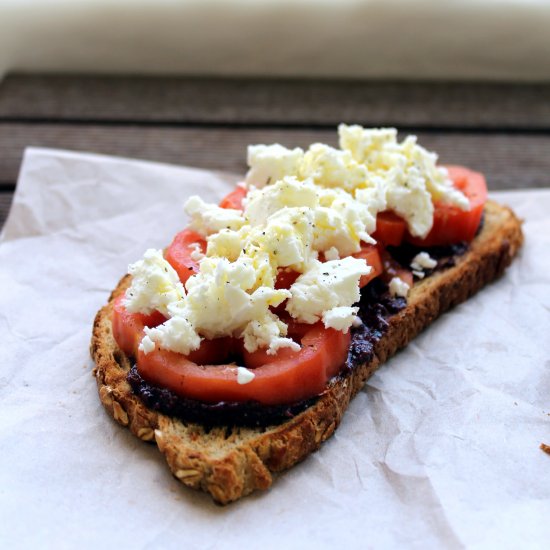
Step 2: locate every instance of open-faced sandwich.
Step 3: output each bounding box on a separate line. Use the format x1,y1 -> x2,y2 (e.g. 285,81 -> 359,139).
91,125 -> 523,504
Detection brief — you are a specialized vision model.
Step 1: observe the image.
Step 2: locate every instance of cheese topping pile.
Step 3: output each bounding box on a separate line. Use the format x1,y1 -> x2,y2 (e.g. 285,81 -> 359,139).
124,125 -> 469,357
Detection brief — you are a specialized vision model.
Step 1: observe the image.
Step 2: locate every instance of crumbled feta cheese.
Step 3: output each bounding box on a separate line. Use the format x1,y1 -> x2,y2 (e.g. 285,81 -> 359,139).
338,124 -> 469,237
244,177 -> 375,259
311,186 -> 377,254
124,249 -> 185,317
354,179 -> 388,226
182,258 -> 289,340
411,252 -> 437,271
184,195 -> 244,236
241,311 -> 300,354
428,166 -> 470,211
138,334 -> 156,354
142,313 -> 201,355
256,207 -> 315,269
246,144 -> 304,188
300,143 -> 368,192
236,366 -> 256,385
385,166 -> 435,238
412,270 -> 425,279
322,306 -> 360,333
244,176 -> 318,226
324,247 -> 340,261
188,242 -> 204,262
206,229 -> 244,261
286,257 -> 371,324
127,126 -> 466,357
140,255 -> 295,355
338,125 -> 398,164
388,277 -> 410,298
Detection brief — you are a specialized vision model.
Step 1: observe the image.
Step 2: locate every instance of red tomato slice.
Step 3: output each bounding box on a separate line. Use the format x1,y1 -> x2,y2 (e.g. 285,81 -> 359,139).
275,268 -> 300,290
373,211 -> 407,247
164,229 -> 206,284
112,295 -> 236,364
352,244 -> 383,287
372,165 -> 487,248
219,186 -> 247,210
186,337 -> 239,365
112,295 -> 166,356
242,317 -> 317,369
406,165 -> 488,247
112,296 -> 350,405
137,324 -> 350,405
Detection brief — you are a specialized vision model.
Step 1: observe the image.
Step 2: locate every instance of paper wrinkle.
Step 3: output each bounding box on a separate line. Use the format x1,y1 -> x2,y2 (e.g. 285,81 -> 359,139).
1,147 -> 233,243
1,148 -> 549,548
375,461 -> 464,549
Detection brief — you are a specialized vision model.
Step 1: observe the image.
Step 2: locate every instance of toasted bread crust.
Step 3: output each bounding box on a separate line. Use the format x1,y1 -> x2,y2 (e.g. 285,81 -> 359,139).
91,200 -> 523,504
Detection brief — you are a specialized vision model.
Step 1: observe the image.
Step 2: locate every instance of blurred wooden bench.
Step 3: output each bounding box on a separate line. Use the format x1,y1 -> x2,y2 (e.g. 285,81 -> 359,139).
1,74 -> 549,228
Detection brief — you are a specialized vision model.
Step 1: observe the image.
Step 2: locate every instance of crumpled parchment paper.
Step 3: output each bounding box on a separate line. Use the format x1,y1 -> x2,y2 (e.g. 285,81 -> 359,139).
1,148 -> 548,549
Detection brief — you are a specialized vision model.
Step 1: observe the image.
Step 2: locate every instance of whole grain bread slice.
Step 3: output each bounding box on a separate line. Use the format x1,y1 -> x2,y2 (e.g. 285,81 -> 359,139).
90,200 -> 523,504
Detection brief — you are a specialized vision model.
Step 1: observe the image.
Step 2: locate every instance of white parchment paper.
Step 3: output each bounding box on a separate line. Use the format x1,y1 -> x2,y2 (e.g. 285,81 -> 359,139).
1,148 -> 549,550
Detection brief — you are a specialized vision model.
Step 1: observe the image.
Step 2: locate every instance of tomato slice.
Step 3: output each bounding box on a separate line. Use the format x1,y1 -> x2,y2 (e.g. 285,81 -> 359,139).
242,317 -> 316,369
112,296 -> 350,405
164,186 -> 248,286
186,337 -> 239,365
219,186 -> 247,210
164,229 -> 206,284
352,244 -> 383,287
275,268 -> 300,290
112,295 -> 166,357
372,165 -> 487,248
112,295 -> 236,364
137,324 -> 349,405
406,165 -> 488,247
373,211 -> 407,247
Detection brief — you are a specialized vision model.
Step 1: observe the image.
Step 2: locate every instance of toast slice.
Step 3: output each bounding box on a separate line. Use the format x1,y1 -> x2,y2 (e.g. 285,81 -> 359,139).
90,200 -> 523,504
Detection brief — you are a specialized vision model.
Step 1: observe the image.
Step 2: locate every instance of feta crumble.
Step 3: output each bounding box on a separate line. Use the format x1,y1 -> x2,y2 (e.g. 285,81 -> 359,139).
389,277 -> 410,298
411,252 -> 438,272
236,367 -> 256,385
125,125 -> 464,357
